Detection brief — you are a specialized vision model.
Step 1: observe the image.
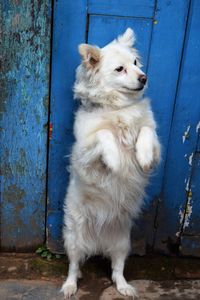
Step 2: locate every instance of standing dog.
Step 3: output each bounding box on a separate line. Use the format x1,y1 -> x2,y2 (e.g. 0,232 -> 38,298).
61,28 -> 161,298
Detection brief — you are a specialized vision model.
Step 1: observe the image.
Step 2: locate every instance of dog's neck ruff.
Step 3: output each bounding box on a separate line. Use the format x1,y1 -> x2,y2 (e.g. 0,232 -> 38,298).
80,96 -> 142,112
81,101 -> 104,112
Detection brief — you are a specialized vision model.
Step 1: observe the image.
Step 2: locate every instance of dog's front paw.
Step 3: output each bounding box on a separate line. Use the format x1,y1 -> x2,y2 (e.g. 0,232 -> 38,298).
96,130 -> 121,173
117,283 -> 137,298
136,147 -> 154,172
136,126 -> 161,172
61,281 -> 77,299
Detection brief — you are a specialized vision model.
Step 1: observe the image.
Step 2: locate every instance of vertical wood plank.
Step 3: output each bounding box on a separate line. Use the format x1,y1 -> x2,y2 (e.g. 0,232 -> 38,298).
0,1 -> 51,250
180,137 -> 200,257
130,0 -> 190,254
154,0 -> 200,254
47,0 -> 87,252
182,134 -> 200,236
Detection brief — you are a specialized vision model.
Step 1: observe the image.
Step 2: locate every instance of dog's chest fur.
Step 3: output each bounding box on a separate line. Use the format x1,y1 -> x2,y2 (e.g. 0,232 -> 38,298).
75,100 -> 150,151
71,100 -> 151,217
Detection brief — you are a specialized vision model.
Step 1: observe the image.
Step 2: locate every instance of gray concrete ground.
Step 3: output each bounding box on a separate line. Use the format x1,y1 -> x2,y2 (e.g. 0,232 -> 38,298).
101,280 -> 200,299
1,279 -> 200,300
1,254 -> 200,299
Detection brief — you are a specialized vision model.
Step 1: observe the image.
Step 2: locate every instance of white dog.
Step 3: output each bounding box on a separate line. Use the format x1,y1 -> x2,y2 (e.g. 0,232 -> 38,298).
61,28 -> 161,298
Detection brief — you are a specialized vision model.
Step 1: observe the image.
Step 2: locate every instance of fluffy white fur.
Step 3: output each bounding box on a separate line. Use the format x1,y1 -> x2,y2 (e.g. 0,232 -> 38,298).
61,28 -> 161,298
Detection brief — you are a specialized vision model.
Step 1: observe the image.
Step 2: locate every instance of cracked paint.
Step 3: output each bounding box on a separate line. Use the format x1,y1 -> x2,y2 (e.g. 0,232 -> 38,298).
185,178 -> 190,192
188,152 -> 194,166
183,190 -> 193,228
182,125 -> 190,143
196,121 -> 200,133
183,190 -> 193,229
177,180 -> 193,237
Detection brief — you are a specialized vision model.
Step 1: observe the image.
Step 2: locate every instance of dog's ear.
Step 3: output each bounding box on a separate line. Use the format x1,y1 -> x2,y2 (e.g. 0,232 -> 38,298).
79,44 -> 101,68
117,28 -> 136,47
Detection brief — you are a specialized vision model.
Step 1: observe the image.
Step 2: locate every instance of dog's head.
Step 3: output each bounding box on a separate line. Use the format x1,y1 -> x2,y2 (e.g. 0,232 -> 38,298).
75,28 -> 147,108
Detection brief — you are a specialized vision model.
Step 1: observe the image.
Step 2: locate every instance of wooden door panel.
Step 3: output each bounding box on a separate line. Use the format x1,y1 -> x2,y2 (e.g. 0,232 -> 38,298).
48,0 -> 200,257
130,0 -> 190,254
88,15 -> 152,69
47,0 -> 87,251
48,0 -> 155,253
154,0 -> 200,254
0,0 -> 51,251
88,0 -> 155,18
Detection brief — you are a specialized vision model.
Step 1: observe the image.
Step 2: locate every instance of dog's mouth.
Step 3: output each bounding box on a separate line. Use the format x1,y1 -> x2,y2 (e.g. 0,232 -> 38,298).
133,86 -> 144,91
122,85 -> 144,92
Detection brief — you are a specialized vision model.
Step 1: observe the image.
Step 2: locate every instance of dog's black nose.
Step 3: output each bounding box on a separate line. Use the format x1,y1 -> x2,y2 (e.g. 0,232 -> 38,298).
138,75 -> 147,85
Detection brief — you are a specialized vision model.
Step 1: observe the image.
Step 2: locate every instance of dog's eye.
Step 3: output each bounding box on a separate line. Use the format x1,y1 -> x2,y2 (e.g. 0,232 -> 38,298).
134,59 -> 137,66
115,66 -> 124,72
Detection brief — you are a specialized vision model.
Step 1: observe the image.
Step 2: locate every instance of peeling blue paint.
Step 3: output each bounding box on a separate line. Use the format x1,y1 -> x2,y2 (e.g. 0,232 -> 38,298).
155,0 -> 200,255
0,0 -> 51,250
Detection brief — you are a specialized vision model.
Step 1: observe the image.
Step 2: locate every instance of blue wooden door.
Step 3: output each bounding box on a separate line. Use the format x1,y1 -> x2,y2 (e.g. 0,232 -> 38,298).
48,0 -> 200,255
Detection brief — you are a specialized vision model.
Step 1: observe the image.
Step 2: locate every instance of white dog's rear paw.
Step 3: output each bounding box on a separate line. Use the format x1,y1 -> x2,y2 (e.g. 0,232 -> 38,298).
61,281 -> 77,299
117,284 -> 137,298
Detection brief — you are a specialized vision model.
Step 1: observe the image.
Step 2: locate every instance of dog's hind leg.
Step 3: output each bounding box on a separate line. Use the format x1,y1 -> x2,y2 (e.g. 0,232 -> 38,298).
110,248 -> 137,298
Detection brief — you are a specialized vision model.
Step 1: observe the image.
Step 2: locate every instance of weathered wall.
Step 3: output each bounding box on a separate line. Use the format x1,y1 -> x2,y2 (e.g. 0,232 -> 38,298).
0,0 -> 51,250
